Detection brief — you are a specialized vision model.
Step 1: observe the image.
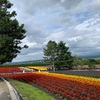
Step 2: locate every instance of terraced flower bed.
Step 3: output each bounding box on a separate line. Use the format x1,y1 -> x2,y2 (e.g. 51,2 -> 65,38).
1,72 -> 100,100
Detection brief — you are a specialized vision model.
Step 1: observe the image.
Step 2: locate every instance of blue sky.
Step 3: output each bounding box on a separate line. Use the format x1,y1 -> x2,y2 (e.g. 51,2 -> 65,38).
9,0 -> 100,62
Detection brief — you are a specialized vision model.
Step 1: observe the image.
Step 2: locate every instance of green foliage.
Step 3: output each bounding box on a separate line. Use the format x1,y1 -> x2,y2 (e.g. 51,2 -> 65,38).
72,56 -> 83,65
55,41 -> 73,69
95,59 -> 100,64
88,62 -> 95,70
9,79 -> 55,100
72,56 -> 89,69
44,40 -> 73,70
0,0 -> 27,64
72,56 -> 100,70
43,40 -> 57,70
44,40 -> 57,60
87,59 -> 96,70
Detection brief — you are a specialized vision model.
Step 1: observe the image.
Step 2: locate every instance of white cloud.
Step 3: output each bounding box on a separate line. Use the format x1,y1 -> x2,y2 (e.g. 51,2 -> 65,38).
75,15 -> 100,31
68,36 -> 83,42
8,0 -> 100,62
27,51 -> 43,56
46,29 -> 66,42
21,38 -> 37,48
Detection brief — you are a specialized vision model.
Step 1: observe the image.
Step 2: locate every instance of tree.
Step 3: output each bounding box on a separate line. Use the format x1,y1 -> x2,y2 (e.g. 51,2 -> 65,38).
43,40 -> 57,70
43,40 -> 73,70
0,0 -> 28,64
55,41 -> 73,69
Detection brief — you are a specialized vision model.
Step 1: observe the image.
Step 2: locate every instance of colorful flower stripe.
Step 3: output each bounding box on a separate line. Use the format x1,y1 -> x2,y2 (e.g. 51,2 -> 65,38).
1,72 -> 100,100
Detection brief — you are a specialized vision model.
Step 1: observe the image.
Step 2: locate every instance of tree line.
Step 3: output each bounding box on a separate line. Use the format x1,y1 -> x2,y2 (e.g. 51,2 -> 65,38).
44,40 -> 100,70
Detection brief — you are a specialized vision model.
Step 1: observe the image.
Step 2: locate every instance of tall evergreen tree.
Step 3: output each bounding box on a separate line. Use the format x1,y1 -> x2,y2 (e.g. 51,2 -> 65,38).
55,41 -> 73,69
44,41 -> 73,70
0,0 -> 28,64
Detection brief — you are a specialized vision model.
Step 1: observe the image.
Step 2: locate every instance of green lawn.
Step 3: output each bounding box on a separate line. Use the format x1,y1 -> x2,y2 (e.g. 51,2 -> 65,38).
9,79 -> 55,100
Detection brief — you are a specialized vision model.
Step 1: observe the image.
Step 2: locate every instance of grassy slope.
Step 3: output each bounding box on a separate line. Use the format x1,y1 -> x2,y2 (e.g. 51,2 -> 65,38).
9,79 -> 55,100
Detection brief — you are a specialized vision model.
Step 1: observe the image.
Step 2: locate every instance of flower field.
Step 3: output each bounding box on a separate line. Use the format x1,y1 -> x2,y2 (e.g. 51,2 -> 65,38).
1,72 -> 100,100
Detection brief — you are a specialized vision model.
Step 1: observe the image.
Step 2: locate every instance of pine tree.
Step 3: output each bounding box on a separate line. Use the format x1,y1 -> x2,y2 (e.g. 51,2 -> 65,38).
0,0 -> 28,64
55,41 -> 73,69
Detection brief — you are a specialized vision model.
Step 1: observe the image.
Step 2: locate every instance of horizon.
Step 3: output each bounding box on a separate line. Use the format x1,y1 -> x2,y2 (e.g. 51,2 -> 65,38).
11,55 -> 100,63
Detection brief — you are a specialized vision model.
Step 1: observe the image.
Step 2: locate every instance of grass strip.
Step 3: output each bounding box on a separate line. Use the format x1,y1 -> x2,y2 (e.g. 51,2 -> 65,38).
9,79 -> 55,100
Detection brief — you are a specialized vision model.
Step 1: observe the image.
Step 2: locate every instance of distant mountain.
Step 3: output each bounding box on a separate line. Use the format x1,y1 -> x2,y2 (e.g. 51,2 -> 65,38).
5,59 -> 44,65
81,55 -> 100,59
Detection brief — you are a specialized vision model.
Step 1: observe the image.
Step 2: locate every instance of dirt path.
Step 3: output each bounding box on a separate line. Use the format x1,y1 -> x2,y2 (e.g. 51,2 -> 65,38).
0,78 -> 11,100
52,70 -> 100,78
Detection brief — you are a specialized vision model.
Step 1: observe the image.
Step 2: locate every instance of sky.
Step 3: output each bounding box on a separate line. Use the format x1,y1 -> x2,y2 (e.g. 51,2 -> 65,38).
9,0 -> 100,62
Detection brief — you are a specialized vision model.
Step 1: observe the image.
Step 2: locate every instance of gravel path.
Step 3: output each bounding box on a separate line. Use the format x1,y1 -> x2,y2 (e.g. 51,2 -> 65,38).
53,70 -> 100,78
0,77 -> 21,100
0,78 -> 11,100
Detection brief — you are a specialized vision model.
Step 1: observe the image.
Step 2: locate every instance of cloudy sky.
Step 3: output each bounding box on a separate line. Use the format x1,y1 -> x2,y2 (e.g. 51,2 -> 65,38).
9,0 -> 100,62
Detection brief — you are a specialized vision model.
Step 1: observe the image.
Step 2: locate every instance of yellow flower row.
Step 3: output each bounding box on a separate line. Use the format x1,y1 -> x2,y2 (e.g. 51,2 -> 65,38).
27,66 -> 47,71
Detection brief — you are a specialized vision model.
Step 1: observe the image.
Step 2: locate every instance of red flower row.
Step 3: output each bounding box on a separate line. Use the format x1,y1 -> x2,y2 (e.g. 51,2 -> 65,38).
0,67 -> 22,73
